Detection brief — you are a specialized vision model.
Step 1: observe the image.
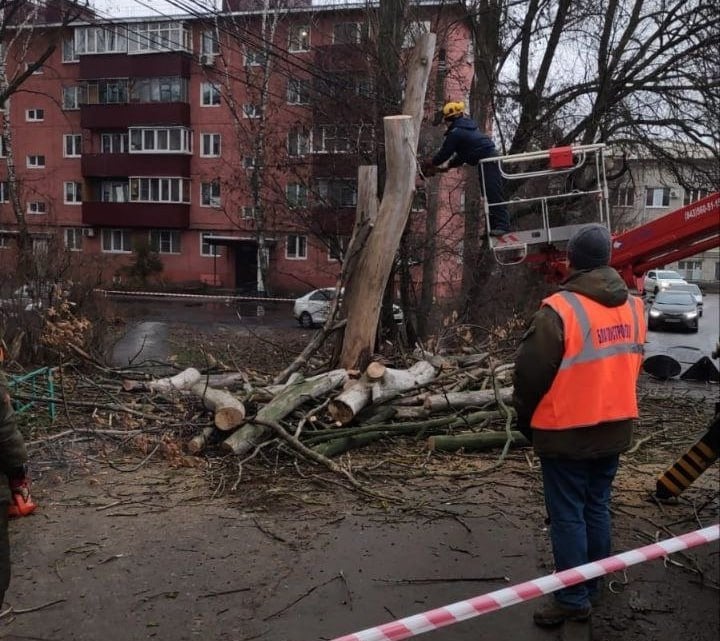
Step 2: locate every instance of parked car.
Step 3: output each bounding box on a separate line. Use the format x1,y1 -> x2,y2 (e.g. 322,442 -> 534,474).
642,269 -> 686,294
666,282 -> 703,316
647,290 -> 699,332
0,285 -> 44,312
293,288 -> 403,328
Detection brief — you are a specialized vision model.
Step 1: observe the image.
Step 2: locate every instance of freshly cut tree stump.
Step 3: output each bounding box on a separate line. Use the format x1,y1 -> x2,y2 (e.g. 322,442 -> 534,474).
190,383 -> 246,431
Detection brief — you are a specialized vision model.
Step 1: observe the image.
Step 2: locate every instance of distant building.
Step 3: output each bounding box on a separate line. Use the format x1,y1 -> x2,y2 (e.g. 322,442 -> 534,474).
609,146 -> 719,283
0,0 -> 472,296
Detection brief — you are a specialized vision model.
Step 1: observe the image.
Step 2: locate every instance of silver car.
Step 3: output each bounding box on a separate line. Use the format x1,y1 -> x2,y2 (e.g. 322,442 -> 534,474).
666,282 -> 703,316
293,288 -> 404,328
642,269 -> 686,295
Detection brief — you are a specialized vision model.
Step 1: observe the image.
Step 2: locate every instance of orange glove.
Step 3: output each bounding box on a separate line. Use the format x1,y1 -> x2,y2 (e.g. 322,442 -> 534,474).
8,475 -> 37,518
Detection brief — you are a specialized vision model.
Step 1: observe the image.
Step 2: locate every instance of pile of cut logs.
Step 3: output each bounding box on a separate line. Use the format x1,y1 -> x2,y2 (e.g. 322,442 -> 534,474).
121,352 -> 528,459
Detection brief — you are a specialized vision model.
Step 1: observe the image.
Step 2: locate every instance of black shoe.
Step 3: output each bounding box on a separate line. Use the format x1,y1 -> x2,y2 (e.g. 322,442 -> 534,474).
489,228 -> 511,237
533,600 -> 591,627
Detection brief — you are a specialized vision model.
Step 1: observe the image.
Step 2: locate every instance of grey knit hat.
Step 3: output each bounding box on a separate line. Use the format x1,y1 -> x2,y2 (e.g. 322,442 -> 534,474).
567,224 -> 612,270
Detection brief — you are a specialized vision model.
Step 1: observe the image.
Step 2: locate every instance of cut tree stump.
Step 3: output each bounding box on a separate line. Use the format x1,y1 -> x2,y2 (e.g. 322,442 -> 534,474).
190,383 -> 246,431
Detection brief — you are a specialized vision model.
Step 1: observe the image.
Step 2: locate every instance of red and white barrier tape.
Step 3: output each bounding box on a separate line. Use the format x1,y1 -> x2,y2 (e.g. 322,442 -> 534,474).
331,523 -> 719,641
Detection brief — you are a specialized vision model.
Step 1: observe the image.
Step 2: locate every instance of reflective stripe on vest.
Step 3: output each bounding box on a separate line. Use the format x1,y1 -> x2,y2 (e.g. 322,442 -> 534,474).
531,291 -> 646,430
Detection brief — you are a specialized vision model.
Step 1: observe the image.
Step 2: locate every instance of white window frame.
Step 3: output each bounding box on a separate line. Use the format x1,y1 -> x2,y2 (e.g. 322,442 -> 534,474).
614,186 -> 634,208
200,82 -> 221,107
328,236 -> 347,262
333,22 -> 363,45
242,206 -> 258,219
242,104 -> 261,119
201,28 -> 220,55
64,181 -> 83,204
62,36 -> 78,63
244,48 -> 267,66
27,201 -> 47,215
684,188 -> 709,206
101,132 -> 130,153
288,24 -> 310,52
129,177 -> 190,204
243,156 -> 257,169
64,228 -> 83,251
150,229 -> 181,254
200,181 -> 221,208
200,232 -> 221,257
317,179 -> 357,208
129,127 -> 192,154
27,155 -> 46,169
287,78 -> 311,105
64,134 -> 82,158
127,22 -> 191,54
0,235 -> 11,249
287,128 -> 311,156
101,228 -> 132,253
314,125 -> 352,154
75,26 -> 128,55
200,133 -> 221,157
645,187 -> 670,208
286,183 -> 308,208
62,86 -> 85,110
26,61 -> 43,75
286,234 -> 307,260
26,108 -> 44,122
0,181 -> 9,203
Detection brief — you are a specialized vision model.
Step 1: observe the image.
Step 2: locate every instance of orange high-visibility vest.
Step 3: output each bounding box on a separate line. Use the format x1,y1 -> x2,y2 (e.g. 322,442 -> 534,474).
531,291 -> 646,430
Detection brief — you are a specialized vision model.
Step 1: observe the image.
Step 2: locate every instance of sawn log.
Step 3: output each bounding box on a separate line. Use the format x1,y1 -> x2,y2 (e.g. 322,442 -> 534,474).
190,382 -> 246,431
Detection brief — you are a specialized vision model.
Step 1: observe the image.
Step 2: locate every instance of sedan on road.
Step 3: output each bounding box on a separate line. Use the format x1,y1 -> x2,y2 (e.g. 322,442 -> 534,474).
643,269 -> 687,295
648,290 -> 700,332
666,282 -> 704,316
293,288 -> 403,328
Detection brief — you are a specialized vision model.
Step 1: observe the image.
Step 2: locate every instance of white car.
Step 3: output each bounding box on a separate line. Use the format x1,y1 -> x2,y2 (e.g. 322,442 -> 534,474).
642,269 -> 686,295
293,288 -> 403,328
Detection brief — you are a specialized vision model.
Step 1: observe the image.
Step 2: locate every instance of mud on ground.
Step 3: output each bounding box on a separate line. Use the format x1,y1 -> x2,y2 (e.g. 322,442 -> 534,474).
3,324 -> 718,641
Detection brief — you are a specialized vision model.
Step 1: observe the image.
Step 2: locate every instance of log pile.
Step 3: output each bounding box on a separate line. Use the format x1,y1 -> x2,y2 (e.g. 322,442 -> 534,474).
116,352 -> 523,461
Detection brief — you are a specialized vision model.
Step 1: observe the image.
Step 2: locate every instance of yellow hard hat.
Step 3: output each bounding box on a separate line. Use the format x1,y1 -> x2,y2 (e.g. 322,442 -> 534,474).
442,101 -> 465,119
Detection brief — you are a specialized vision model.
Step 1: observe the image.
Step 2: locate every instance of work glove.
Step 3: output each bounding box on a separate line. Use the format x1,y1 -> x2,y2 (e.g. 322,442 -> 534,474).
419,159 -> 438,178
7,466 -> 37,518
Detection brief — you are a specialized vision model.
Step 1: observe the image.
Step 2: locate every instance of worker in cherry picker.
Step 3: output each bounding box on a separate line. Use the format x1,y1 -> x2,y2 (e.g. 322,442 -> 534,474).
422,101 -> 511,236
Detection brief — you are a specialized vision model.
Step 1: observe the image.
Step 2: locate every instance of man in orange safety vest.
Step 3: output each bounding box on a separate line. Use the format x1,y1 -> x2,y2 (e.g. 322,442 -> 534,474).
512,223 -> 646,627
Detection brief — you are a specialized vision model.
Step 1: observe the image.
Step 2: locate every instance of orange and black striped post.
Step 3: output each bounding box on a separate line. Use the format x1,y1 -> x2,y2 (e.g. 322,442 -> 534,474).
655,408 -> 720,499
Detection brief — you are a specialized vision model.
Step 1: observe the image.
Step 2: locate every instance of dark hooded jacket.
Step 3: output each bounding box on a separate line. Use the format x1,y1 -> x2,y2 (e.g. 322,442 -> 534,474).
512,266 -> 640,459
0,372 -> 27,504
432,116 -> 498,168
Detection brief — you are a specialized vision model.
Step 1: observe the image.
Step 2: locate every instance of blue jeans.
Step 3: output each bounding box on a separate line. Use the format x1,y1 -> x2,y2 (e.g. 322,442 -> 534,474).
540,455 -> 620,609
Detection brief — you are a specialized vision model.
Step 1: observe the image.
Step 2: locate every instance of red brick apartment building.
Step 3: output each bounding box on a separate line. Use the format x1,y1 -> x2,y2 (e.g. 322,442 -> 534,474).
0,0 -> 472,297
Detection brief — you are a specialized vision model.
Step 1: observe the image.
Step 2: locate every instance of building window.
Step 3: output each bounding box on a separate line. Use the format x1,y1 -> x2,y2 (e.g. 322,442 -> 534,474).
244,48 -> 267,66
130,177 -> 190,203
75,26 -> 128,54
328,236 -> 347,261
286,183 -> 308,208
62,85 -> 85,110
201,82 -> 221,106
64,134 -> 82,158
83,78 -> 129,104
201,28 -> 220,55
243,156 -> 257,169
0,136 -> 7,158
333,22 -> 364,45
101,181 -> 129,202
101,228 -> 132,253
150,229 -> 181,254
62,36 -> 78,63
0,235 -> 11,249
27,201 -> 47,215
645,187 -> 670,208
684,188 -> 710,205
128,77 -> 187,103
287,78 -> 311,105
286,234 -> 307,260
314,125 -> 352,153
200,181 -> 221,208
64,181 -> 83,204
242,206 -> 258,219
130,127 -> 191,153
26,108 -> 44,122
200,133 -> 221,157
317,179 -> 357,207
242,104 -> 261,119
411,188 -> 427,212
27,155 -> 46,168
288,24 -> 310,52
127,22 -> 191,54
26,61 -> 44,74
287,128 -> 311,156
64,228 -> 83,251
200,232 -> 220,257
0,181 -> 9,202
101,132 -> 129,153
614,186 -> 634,207
677,260 -> 703,280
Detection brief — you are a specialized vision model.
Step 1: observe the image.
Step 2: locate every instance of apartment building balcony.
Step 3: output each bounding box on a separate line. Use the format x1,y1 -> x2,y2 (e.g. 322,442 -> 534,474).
82,202 -> 190,229
81,103 -> 191,129
82,154 -> 191,178
79,52 -> 191,80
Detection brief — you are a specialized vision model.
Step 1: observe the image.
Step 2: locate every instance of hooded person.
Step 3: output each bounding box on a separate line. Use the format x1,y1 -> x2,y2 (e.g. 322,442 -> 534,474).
512,223 -> 646,627
423,101 -> 511,236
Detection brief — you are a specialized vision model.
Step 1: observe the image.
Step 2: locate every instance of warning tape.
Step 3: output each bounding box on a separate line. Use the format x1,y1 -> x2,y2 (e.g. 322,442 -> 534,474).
94,289 -> 295,303
330,523 -> 719,641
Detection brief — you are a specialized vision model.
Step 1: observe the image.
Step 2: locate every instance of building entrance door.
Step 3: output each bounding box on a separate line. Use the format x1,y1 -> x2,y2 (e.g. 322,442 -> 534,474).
235,242 -> 258,294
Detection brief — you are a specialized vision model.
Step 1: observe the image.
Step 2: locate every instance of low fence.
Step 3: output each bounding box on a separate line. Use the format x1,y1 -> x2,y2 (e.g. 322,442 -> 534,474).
8,367 -> 56,420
